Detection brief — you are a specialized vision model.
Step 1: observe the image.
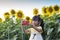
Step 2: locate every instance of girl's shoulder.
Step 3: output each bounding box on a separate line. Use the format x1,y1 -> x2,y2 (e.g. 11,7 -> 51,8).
27,28 -> 35,31
37,26 -> 42,29
28,26 -> 42,29
27,26 -> 42,31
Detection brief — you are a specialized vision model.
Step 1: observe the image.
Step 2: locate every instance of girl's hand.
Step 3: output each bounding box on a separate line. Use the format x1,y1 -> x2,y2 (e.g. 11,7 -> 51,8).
22,25 -> 25,27
31,24 -> 36,28
29,24 -> 34,28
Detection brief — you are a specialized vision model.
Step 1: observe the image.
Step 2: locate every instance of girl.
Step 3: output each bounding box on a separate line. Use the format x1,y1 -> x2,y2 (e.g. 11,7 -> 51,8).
22,15 -> 44,40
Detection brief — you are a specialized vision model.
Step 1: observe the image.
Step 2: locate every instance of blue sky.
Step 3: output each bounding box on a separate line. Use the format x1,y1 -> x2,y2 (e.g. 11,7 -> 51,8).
0,0 -> 60,20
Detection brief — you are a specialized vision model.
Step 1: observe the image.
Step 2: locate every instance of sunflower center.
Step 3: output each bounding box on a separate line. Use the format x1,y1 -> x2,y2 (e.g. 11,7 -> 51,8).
17,13 -> 22,17
54,6 -> 59,11
44,8 -> 47,13
48,7 -> 53,13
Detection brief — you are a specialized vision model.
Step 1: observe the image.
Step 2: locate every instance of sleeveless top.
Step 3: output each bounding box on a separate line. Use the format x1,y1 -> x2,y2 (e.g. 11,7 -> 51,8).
28,26 -> 43,40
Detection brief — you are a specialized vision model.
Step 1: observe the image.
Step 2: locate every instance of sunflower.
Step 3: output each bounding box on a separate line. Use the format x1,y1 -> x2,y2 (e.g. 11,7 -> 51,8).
47,6 -> 54,17
33,8 -> 39,16
0,18 -> 2,22
42,7 -> 49,16
54,5 -> 59,13
30,19 -> 32,24
4,12 -> 10,19
59,7 -> 60,13
16,10 -> 24,19
10,9 -> 16,16
26,16 -> 30,21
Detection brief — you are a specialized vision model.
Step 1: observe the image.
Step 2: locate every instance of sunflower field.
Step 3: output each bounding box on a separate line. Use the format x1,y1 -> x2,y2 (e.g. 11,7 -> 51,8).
0,5 -> 60,40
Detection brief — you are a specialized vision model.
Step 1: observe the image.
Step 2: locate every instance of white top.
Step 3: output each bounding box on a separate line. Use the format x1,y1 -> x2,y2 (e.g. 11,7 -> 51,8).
28,26 -> 43,40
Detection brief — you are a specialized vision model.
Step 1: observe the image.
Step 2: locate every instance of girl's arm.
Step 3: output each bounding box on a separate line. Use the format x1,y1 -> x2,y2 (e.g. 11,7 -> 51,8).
22,25 -> 31,34
32,25 -> 43,33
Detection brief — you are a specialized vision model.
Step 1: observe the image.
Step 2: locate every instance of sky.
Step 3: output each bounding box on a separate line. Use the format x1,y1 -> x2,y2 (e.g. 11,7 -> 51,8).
0,0 -> 60,20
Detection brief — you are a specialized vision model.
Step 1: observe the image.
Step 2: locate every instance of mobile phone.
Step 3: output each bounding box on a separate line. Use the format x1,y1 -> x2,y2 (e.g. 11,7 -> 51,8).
22,20 -> 30,25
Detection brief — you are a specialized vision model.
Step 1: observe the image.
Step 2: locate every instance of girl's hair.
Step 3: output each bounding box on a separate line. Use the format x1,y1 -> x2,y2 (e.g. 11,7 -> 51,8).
32,15 -> 44,31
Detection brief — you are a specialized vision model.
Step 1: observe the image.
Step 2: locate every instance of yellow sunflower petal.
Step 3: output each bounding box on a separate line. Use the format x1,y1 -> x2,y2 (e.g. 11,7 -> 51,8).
33,8 -> 39,16
26,16 -> 30,21
16,10 -> 24,19
4,12 -> 10,19
10,9 -> 16,16
42,6 -> 49,16
47,6 -> 54,17
54,5 -> 59,12
0,18 -> 2,22
30,19 -> 32,24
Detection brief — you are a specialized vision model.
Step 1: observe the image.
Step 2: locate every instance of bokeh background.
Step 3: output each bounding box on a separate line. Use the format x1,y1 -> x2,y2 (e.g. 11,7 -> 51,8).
0,0 -> 60,20
0,0 -> 60,40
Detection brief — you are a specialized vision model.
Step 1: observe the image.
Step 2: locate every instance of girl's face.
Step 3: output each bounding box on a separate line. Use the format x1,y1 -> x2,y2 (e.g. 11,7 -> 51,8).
32,20 -> 39,26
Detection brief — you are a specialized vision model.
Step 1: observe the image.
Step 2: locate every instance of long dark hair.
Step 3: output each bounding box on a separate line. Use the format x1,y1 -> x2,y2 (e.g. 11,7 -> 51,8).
32,15 -> 44,31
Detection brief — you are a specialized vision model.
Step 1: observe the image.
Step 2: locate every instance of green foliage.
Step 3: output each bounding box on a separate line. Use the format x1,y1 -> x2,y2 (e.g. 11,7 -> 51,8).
42,13 -> 60,40
0,13 -> 60,40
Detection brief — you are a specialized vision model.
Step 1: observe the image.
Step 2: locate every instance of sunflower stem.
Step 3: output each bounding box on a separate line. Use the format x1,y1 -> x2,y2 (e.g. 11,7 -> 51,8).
20,19 -> 24,40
